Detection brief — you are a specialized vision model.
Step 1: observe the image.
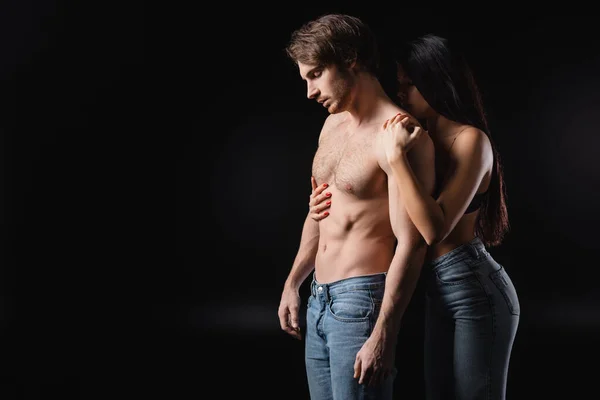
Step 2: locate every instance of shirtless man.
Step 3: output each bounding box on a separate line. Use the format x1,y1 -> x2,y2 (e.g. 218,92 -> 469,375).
277,14 -> 435,400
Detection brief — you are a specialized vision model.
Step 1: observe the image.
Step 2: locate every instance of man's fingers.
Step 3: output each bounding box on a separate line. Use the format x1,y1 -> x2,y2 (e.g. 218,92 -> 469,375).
286,325 -> 302,340
354,357 -> 361,379
289,304 -> 300,329
278,305 -> 293,330
359,365 -> 369,385
278,307 -> 289,331
288,311 -> 302,340
280,311 -> 297,336
290,329 -> 302,340
354,355 -> 371,385
278,306 -> 303,340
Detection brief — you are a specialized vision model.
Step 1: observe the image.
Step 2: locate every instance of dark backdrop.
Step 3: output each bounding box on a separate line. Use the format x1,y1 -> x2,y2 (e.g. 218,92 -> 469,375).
2,3 -> 599,399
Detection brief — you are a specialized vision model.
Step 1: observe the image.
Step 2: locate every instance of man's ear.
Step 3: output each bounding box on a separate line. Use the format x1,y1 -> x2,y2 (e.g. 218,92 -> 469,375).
347,58 -> 358,72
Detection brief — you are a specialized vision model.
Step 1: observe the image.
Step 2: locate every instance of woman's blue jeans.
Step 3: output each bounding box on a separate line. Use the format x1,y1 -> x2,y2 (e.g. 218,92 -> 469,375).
424,237 -> 520,400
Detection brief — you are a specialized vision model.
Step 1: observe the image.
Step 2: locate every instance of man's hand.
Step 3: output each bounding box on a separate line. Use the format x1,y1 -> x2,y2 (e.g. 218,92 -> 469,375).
353,330 -> 396,386
278,284 -> 302,340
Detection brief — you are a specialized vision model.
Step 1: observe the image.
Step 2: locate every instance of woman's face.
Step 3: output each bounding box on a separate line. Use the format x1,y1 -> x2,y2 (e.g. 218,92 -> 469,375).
397,64 -> 431,119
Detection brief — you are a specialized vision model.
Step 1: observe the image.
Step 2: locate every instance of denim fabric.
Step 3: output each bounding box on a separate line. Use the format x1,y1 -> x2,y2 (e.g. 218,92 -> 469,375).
305,272 -> 396,400
423,237 -> 520,400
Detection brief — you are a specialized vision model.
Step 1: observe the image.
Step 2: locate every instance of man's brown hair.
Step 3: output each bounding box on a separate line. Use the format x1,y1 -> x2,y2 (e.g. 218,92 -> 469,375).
285,14 -> 380,75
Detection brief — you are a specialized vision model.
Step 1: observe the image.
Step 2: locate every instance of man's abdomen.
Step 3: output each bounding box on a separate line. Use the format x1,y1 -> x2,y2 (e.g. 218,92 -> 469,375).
314,234 -> 395,283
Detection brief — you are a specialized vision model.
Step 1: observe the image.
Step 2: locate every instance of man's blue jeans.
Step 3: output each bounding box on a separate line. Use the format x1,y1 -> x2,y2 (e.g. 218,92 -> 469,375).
424,237 -> 520,399
305,272 -> 396,400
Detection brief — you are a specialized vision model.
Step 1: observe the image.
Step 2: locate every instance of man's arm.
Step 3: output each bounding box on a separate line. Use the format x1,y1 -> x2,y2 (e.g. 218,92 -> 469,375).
354,132 -> 435,385
284,212 -> 320,289
279,116 -> 333,339
378,133 -> 435,334
278,205 -> 320,340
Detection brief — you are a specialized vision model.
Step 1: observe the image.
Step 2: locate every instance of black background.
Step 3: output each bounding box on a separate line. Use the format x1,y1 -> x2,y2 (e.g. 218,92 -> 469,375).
2,3 -> 600,399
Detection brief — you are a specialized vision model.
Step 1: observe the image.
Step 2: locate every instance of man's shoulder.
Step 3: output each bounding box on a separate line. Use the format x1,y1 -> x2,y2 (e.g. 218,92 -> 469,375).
415,130 -> 435,156
383,104 -> 411,120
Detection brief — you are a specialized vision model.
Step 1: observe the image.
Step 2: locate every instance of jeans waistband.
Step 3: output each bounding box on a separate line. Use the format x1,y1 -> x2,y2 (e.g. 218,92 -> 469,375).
427,237 -> 489,271
310,272 -> 386,297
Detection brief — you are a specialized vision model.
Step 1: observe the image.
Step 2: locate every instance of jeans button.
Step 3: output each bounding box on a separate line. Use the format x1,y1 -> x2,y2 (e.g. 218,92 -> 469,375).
317,286 -> 323,292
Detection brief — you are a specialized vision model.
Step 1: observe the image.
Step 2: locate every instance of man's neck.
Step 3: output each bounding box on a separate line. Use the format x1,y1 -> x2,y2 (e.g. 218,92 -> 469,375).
346,73 -> 392,127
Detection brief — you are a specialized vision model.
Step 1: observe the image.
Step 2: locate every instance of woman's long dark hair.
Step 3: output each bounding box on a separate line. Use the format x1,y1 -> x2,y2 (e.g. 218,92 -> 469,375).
397,34 -> 509,247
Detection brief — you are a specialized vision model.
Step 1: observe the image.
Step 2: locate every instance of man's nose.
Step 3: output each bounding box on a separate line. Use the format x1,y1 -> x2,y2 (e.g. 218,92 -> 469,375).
307,84 -> 319,99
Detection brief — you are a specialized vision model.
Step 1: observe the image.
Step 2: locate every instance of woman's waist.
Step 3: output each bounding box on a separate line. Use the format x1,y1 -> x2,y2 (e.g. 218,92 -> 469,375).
425,236 -> 489,272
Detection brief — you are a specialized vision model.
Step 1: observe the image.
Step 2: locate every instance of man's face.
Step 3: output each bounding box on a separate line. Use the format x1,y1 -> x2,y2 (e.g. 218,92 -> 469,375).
298,61 -> 354,114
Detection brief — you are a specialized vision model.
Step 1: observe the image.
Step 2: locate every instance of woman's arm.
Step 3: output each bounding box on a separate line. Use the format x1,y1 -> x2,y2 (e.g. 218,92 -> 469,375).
385,118 -> 493,245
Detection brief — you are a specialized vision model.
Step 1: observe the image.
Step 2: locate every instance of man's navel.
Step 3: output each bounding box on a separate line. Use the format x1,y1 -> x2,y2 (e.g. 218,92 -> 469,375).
343,220 -> 354,231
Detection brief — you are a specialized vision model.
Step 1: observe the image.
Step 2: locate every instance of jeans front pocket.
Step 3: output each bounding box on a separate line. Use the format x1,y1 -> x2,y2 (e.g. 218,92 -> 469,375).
490,266 -> 520,316
328,289 -> 372,322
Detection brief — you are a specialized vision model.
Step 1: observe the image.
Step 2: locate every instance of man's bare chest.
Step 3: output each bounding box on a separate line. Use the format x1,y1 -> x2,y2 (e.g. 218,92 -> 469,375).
312,130 -> 383,196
